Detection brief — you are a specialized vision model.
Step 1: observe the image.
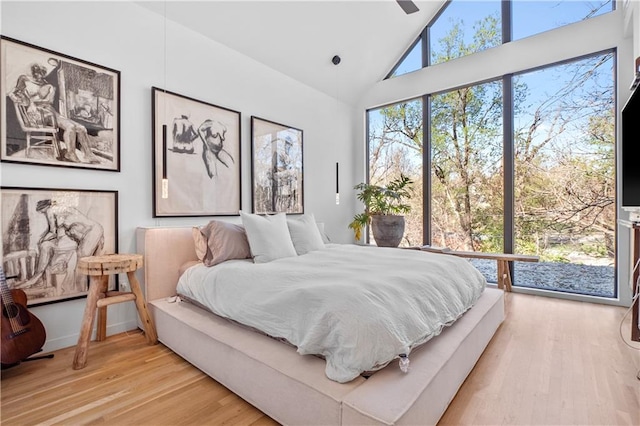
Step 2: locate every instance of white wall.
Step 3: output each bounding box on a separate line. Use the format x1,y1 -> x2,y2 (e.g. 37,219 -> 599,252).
0,1 -> 356,352
623,0 -> 640,61
355,10 -> 635,308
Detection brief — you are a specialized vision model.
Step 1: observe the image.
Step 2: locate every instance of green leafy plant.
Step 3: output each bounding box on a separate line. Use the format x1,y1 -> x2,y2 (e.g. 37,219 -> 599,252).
348,174 -> 413,240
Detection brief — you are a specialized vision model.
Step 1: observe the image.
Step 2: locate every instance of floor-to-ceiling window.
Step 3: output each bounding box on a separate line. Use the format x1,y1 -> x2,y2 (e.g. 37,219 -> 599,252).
430,81 -> 503,254
512,52 -> 616,297
367,99 -> 424,246
369,0 -> 616,298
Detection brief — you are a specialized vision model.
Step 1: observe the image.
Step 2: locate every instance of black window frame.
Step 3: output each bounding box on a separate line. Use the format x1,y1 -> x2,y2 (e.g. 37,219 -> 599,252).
385,0 -> 615,79
369,48 -> 618,298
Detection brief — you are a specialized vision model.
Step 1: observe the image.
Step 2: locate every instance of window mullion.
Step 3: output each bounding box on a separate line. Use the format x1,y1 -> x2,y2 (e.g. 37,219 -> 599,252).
422,28 -> 429,68
503,75 -> 514,255
423,94 -> 431,245
502,0 -> 512,44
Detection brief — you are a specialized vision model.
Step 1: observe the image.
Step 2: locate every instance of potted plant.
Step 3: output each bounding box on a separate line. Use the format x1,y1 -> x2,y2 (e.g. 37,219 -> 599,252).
348,174 -> 413,247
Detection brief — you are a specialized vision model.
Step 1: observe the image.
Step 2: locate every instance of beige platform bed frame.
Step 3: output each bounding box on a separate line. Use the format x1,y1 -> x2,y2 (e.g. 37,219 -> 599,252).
136,227 -> 504,425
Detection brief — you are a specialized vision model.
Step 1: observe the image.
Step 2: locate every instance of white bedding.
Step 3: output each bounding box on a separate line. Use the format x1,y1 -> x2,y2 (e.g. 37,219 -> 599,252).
177,244 -> 486,383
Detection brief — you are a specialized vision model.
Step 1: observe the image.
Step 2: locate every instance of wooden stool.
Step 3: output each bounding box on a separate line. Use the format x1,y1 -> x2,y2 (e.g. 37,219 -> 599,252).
72,253 -> 158,370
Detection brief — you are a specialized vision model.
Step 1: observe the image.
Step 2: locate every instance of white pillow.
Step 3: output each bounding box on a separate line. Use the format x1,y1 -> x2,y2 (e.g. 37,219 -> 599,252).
240,212 -> 297,263
287,214 -> 326,255
315,222 -> 331,243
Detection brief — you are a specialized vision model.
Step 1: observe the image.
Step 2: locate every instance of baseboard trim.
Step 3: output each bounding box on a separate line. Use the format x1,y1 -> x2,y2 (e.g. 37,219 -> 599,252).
41,320 -> 140,353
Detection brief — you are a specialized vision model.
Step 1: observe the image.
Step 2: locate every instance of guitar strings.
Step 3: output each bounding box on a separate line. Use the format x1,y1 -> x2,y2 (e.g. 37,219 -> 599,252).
1,273 -> 27,334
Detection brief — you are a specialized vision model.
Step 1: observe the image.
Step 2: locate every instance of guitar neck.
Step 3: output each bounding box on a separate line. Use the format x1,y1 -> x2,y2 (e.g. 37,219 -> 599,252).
0,268 -> 16,308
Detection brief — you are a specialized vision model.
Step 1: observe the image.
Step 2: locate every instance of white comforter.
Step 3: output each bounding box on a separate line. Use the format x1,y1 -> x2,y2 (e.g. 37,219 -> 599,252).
177,244 -> 486,383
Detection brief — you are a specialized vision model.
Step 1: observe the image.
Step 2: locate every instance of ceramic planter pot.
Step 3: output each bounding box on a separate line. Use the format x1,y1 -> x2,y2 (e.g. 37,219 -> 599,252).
371,215 -> 405,247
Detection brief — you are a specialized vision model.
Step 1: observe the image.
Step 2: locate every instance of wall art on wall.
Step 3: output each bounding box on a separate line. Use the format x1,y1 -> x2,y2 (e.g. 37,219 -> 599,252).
0,36 -> 120,171
152,87 -> 241,217
251,116 -> 304,214
1,187 -> 118,306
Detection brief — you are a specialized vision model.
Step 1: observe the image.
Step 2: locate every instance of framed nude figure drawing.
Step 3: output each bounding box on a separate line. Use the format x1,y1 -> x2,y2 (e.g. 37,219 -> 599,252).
1,187 -> 118,306
152,87 -> 241,217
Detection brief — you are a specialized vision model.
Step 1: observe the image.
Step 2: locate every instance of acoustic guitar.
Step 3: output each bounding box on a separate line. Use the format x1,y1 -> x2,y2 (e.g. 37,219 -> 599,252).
1,268 -> 47,366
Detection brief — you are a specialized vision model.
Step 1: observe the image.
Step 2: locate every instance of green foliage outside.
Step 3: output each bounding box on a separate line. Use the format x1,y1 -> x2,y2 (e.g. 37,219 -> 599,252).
368,12 -> 615,266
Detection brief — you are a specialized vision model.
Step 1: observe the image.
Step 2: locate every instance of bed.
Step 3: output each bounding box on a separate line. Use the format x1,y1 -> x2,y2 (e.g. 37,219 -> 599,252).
136,225 -> 504,425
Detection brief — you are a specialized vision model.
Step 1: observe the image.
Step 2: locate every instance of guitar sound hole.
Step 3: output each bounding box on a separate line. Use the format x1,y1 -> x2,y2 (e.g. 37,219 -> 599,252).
3,303 -> 19,319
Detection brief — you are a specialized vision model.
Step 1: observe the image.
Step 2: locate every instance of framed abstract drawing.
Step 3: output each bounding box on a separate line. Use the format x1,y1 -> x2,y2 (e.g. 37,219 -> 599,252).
152,87 -> 241,217
0,36 -> 120,171
1,187 -> 118,306
251,116 -> 303,214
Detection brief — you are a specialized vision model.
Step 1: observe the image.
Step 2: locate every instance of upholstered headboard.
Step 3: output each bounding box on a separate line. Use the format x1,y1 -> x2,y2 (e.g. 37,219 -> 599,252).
136,227 -> 198,301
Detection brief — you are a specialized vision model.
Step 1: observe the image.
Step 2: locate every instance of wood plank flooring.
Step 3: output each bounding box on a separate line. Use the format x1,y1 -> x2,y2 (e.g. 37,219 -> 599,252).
1,293 -> 639,425
439,293 -> 640,426
1,331 -> 277,426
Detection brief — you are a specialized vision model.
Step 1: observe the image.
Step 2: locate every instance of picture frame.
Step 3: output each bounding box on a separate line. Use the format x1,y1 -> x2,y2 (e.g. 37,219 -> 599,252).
0,36 -> 120,171
251,116 -> 304,214
1,187 -> 118,306
152,87 -> 241,217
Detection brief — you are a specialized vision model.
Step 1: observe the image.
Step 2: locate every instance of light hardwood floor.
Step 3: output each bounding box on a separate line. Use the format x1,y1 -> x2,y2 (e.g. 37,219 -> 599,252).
1,293 -> 639,425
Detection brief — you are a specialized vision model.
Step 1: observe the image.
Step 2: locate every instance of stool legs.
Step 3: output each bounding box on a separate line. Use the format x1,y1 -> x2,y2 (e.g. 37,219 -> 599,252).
128,271 -> 158,345
72,265 -> 157,369
96,279 -> 108,341
96,307 -> 107,341
73,275 -> 106,370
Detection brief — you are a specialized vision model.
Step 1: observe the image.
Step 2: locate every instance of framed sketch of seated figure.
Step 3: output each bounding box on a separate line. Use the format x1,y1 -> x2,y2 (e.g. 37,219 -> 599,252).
0,36 -> 120,171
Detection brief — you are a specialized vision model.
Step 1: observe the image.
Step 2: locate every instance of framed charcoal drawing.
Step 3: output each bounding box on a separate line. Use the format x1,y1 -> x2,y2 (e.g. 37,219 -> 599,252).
152,87 -> 241,217
0,36 -> 120,171
251,116 -> 303,214
1,187 -> 118,306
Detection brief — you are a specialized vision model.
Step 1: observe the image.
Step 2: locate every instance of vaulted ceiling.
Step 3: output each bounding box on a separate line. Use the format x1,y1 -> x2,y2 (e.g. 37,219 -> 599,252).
138,1 -> 444,105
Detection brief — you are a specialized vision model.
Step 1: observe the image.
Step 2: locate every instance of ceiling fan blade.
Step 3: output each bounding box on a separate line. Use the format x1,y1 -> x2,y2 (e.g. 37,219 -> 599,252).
396,0 -> 419,15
